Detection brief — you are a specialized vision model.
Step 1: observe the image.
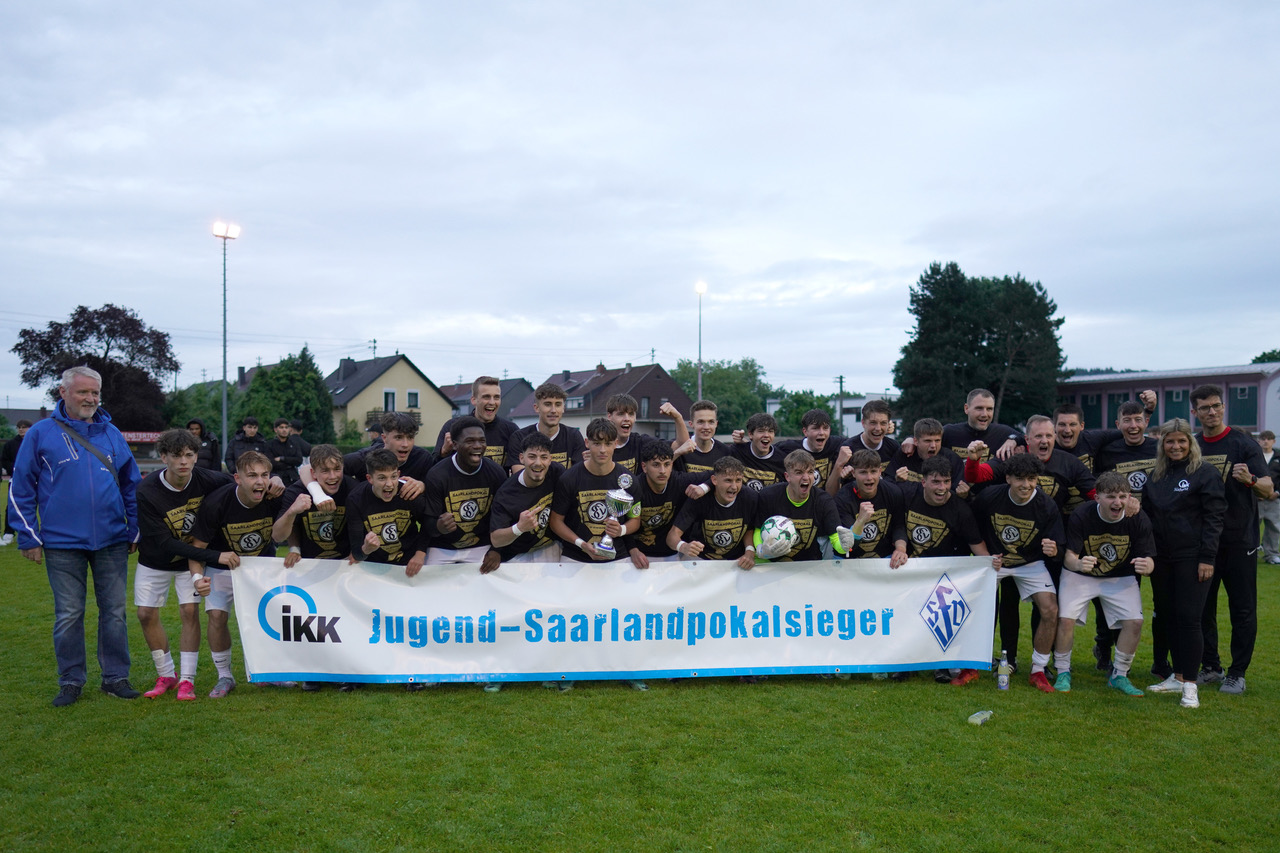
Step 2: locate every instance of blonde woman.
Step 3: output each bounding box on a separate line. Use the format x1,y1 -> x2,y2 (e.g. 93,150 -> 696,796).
1140,419 -> 1226,708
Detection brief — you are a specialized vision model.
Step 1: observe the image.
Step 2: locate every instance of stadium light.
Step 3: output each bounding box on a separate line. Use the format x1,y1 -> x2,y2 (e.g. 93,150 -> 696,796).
694,281 -> 708,401
213,221 -> 240,463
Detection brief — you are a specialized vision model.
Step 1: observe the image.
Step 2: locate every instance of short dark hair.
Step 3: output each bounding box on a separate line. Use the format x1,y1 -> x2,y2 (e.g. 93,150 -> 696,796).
920,456 -> 952,481
691,400 -> 718,416
606,394 -> 638,416
157,428 -> 200,457
242,416 -> 259,427
800,409 -> 832,430
745,413 -> 778,434
520,431 -> 554,455
914,418 -> 943,439
966,389 -> 995,405
365,448 -> 400,474
274,417 -> 290,428
380,412 -> 419,436
290,419 -> 304,431
534,382 -> 566,401
472,376 -> 501,396
585,418 -> 618,443
1190,384 -> 1223,407
862,399 -> 892,420
1053,403 -> 1083,423
1004,453 -> 1044,480
1117,401 -> 1146,419
1094,471 -> 1130,496
16,419 -> 33,429
712,456 -> 745,477
1261,430 -> 1276,441
784,449 -> 816,472
848,449 -> 882,470
310,444 -> 343,470
451,415 -> 485,438
640,440 -> 674,464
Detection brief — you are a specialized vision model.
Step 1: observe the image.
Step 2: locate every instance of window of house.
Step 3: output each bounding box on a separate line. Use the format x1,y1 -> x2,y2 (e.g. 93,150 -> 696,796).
407,390 -> 420,408
640,397 -> 650,418
383,390 -> 396,412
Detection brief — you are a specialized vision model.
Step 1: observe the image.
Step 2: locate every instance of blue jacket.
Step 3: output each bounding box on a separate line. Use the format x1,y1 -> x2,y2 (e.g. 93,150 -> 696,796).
7,401 -> 140,551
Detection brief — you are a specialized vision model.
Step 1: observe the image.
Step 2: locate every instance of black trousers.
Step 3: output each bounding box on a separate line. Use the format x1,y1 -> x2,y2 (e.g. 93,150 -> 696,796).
1201,543 -> 1258,677
1151,557 -> 1212,680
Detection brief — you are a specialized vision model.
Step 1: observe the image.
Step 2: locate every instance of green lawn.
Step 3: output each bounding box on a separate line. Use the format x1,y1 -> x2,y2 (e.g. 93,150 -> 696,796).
2,480 -> 1277,851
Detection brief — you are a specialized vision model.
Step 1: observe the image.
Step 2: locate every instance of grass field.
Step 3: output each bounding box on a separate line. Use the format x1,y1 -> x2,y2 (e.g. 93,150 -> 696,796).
2,483 -> 1277,851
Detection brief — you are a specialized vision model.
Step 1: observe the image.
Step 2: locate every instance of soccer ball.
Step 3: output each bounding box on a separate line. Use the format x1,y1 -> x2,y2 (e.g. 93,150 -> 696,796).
759,515 -> 798,559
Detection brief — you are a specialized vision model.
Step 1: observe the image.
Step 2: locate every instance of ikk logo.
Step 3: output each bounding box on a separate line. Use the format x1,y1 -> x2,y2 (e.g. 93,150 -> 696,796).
257,585 -> 342,643
918,573 -> 970,652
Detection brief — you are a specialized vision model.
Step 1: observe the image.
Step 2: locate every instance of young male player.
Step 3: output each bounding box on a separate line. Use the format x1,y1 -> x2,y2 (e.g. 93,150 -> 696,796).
1192,384 -> 1273,694
1054,471 -> 1155,696
750,450 -> 850,563
776,409 -> 845,494
834,449 -> 908,566
972,453 -> 1064,693
887,418 -> 966,494
628,441 -> 710,567
549,418 -> 642,563
677,400 -> 731,474
605,393 -> 690,473
266,417 -> 306,485
667,456 -> 758,568
490,432 -> 565,564
135,429 -> 238,700
435,376 -> 520,466
505,382 -> 585,473
224,416 -> 269,473
187,450 -> 283,698
730,413 -> 788,493
346,448 -> 428,575
343,411 -> 434,490
942,389 -> 1020,463
273,444 -> 352,565
830,399 -> 901,493
422,416 -> 507,569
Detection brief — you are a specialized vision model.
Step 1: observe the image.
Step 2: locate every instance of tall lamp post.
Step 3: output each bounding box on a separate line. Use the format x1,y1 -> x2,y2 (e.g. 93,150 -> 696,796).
212,221 -> 241,465
694,280 -> 707,401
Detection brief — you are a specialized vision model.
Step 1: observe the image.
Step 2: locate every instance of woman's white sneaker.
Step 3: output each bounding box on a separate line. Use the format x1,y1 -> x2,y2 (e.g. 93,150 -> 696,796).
1180,682 -> 1200,708
1147,674 -> 1181,693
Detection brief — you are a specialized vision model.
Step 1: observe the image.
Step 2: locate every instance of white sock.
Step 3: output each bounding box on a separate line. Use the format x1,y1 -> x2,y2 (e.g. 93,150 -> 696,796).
179,651 -> 199,683
1031,650 -> 1050,675
1113,649 -> 1134,677
212,650 -> 233,680
1054,651 -> 1072,673
151,649 -> 175,679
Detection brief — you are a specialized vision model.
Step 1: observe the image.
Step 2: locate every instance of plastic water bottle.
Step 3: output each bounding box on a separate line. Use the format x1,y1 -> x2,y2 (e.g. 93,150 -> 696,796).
997,649 -> 1011,691
967,710 -> 993,725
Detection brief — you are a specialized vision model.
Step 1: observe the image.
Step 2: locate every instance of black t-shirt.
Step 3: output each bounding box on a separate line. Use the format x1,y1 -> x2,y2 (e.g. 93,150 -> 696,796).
751,483 -> 840,562
422,457 -> 508,550
435,415 -> 519,467
1095,437 -> 1158,496
671,489 -> 757,561
191,482 -> 282,558
982,449 -> 1095,512
886,448 -> 965,488
630,472 -> 704,557
900,484 -> 984,558
490,465 -> 564,560
942,421 -> 1020,462
973,486 -> 1065,569
728,443 -> 788,493
1065,503 -> 1156,578
276,478 -> 352,559
1197,427 -> 1269,546
551,462 -> 638,562
844,433 -> 901,474
776,436 -> 845,487
137,467 -> 234,570
610,434 -> 661,475
346,481 -> 427,565
343,444 -> 435,482
834,479 -> 907,559
676,439 -> 730,475
1054,428 -> 1123,515
503,424 -> 586,469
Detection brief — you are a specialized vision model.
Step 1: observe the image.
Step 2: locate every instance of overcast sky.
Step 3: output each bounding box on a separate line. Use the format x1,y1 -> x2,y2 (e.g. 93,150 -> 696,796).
3,2 -> 1277,412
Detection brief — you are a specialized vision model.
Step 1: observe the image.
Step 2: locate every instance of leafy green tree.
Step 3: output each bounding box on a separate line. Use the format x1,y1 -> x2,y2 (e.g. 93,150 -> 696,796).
773,390 -> 837,436
337,419 -> 365,445
233,347 -> 336,443
0,413 -> 14,441
978,274 -> 1066,427
671,357 -> 777,431
1252,349 -> 1280,364
163,381 -> 242,440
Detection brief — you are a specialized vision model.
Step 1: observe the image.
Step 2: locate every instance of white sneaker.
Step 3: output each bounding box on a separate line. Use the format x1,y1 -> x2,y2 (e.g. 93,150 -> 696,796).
1180,682 -> 1200,708
0,534 -> 13,546
1147,674 -> 1182,693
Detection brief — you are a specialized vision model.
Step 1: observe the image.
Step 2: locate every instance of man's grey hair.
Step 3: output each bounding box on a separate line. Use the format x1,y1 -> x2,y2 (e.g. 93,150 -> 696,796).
61,365 -> 102,388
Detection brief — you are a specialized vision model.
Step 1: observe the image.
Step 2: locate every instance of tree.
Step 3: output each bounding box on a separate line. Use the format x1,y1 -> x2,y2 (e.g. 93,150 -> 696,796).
162,381 -> 242,441
772,390 -> 837,436
892,262 -> 1067,434
11,304 -> 179,431
0,414 -> 13,441
233,347 -> 336,443
671,357 -> 778,431
1252,349 -> 1280,364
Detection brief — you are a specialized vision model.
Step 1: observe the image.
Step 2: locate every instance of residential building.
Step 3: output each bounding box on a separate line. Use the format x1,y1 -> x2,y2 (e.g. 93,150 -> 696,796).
437,378 -> 534,420
324,355 -> 454,441
509,363 -> 693,439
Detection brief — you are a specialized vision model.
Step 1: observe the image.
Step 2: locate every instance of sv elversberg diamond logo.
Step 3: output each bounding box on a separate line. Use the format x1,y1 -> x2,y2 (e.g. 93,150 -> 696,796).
919,573 -> 970,652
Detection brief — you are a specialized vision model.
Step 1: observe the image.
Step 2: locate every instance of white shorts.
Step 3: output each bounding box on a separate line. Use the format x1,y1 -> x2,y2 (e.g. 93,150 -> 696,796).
204,566 -> 235,612
507,542 -> 563,564
1058,570 -> 1142,629
134,564 -> 201,608
426,545 -> 491,565
996,559 -> 1057,602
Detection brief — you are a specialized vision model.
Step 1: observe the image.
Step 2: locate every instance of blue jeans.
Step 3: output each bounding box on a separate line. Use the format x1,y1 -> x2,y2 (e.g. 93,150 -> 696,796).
45,543 -> 131,686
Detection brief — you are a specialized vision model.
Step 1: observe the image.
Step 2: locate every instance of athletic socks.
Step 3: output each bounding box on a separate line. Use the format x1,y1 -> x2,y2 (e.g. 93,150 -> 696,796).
1113,649 -> 1135,678
212,650 -> 233,680
1053,651 -> 1072,673
151,649 -> 175,679
1031,650 -> 1050,675
179,651 -> 199,684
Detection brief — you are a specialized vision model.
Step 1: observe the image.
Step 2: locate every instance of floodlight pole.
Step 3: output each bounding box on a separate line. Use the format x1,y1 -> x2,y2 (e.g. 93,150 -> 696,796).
695,280 -> 708,401
213,222 -> 240,467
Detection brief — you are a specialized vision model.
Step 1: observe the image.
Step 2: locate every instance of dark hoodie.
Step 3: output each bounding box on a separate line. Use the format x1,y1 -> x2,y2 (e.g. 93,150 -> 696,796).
224,427 -> 269,474
187,419 -> 221,472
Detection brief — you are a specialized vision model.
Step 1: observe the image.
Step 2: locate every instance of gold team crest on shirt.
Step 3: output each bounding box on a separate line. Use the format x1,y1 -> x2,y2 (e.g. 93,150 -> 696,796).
445,487 -> 493,548
992,512 -> 1036,567
907,510 -> 950,555
1082,533 -> 1131,576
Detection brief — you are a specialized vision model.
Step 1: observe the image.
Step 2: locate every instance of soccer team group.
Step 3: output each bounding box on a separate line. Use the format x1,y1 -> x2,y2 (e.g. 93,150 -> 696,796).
12,373 -> 1272,708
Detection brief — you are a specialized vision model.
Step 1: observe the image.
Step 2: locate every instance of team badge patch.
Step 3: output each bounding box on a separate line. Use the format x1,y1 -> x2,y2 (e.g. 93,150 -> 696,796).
618,473 -> 633,489
919,572 -> 970,652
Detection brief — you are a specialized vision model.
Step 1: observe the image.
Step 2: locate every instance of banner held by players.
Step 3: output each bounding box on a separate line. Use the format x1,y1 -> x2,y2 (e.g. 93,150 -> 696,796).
231,556 -> 997,683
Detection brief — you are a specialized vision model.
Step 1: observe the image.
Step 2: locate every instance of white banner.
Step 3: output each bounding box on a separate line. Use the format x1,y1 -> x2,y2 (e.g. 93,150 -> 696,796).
230,556 -> 996,684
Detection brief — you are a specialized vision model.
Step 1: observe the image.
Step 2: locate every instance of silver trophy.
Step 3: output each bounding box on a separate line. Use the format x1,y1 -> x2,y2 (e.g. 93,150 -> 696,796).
595,488 -> 635,558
